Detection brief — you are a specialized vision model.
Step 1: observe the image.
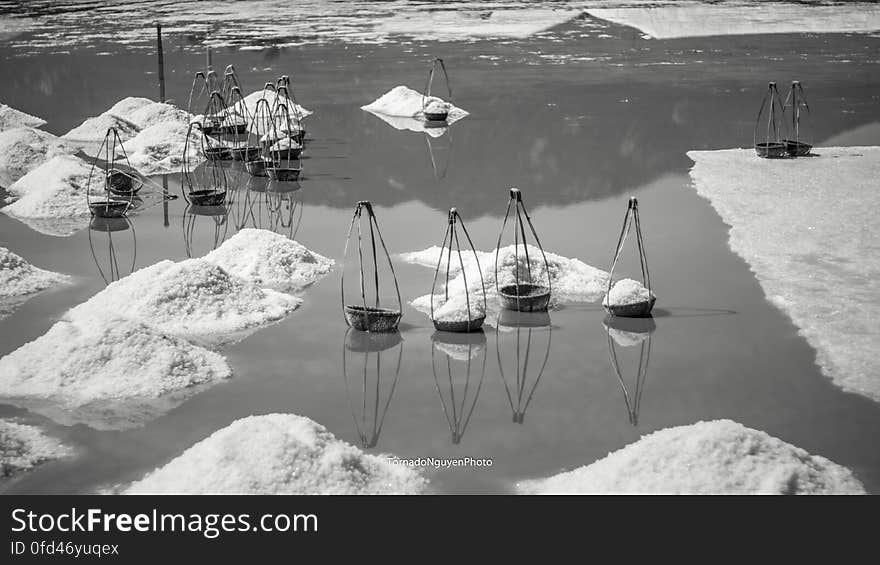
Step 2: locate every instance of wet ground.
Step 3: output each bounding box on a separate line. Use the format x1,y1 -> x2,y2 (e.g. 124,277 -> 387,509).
1,11 -> 879,493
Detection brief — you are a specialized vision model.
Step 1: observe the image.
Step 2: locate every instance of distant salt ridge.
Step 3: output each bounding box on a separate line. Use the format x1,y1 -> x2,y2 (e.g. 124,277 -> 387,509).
587,4 -> 880,40
204,229 -> 333,293
688,146 -> 880,403
0,420 -> 70,478
123,414 -> 426,494
68,258 -> 301,347
402,244 -> 608,326
0,315 -> 231,430
519,420 -> 865,494
0,102 -> 46,131
0,127 -> 75,189
362,86 -> 468,122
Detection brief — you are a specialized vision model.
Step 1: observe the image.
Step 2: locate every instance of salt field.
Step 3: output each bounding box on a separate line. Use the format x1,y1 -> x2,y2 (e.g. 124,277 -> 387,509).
1,1 -> 879,495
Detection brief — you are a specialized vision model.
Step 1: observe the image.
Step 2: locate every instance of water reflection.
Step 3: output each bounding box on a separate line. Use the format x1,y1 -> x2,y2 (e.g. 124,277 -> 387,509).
604,315 -> 656,428
230,179 -> 302,239
496,311 -> 552,425
341,328 -> 403,449
425,128 -> 452,180
431,330 -> 487,445
88,215 -> 136,284
182,204 -> 230,257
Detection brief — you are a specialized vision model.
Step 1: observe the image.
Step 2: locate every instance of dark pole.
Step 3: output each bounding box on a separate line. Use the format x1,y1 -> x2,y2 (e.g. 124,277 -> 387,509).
156,23 -> 165,103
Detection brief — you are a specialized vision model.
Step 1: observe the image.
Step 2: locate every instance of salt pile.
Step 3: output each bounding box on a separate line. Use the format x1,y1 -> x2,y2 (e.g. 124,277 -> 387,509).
2,154 -> 93,237
0,315 -> 231,430
62,113 -> 140,147
0,246 -> 69,318
120,99 -> 190,130
0,127 -> 74,189
124,414 -> 426,494
405,244 -> 607,324
1,420 -> 70,478
0,102 -> 46,131
587,5 -> 880,40
519,420 -> 865,495
68,258 -> 301,346
362,86 -> 468,123
603,278 -> 654,307
105,96 -> 153,119
204,229 -> 333,293
122,120 -> 199,176
688,147 -> 880,403
230,90 -> 312,134
430,292 -> 486,323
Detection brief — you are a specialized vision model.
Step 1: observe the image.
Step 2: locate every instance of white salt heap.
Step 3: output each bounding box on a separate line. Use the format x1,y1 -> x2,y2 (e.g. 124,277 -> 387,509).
0,316 -> 231,430
424,99 -> 447,115
430,292 -> 486,323
0,102 -> 46,131
0,127 -> 74,189
124,414 -> 426,494
0,246 -> 69,318
603,278 -> 654,307
587,4 -> 880,40
519,420 -> 865,495
230,90 -> 312,134
362,86 -> 468,123
1,420 -> 70,478
105,97 -> 153,119
75,97 -> 196,175
404,244 -> 607,325
68,258 -> 301,346
204,229 -> 333,293
2,154 -> 94,236
122,120 -> 199,175
62,113 -> 140,148
688,147 -> 880,403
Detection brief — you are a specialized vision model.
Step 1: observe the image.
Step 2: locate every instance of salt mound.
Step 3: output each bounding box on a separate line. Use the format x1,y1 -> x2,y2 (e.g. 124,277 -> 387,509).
122,120 -> 199,176
603,278 -> 654,307
362,86 -> 468,123
431,292 -> 486,323
68,258 -> 301,346
204,229 -> 333,293
519,420 -> 865,495
405,244 -> 608,325
0,247 -> 69,318
688,147 -> 880,403
0,316 -> 231,430
1,420 -> 70,478
62,113 -> 140,147
105,97 -> 153,119
0,127 -> 75,189
127,101 -> 191,130
2,155 -> 93,236
230,90 -> 312,134
0,103 -> 46,131
124,414 -> 426,494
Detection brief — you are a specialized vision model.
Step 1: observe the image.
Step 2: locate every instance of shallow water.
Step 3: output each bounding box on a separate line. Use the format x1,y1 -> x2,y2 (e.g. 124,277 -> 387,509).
1,12 -> 880,493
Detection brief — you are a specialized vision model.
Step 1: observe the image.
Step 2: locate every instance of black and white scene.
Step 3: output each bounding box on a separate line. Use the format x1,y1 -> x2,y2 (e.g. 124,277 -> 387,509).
0,0 -> 878,498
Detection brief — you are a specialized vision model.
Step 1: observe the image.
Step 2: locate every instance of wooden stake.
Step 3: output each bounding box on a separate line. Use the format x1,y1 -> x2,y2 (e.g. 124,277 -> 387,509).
156,23 -> 165,103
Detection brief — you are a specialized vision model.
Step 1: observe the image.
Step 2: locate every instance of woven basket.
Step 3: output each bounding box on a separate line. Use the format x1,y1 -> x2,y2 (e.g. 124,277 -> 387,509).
604,295 -> 656,318
754,142 -> 787,159
89,200 -> 129,218
433,315 -> 485,333
344,305 -> 402,332
499,283 -> 550,312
